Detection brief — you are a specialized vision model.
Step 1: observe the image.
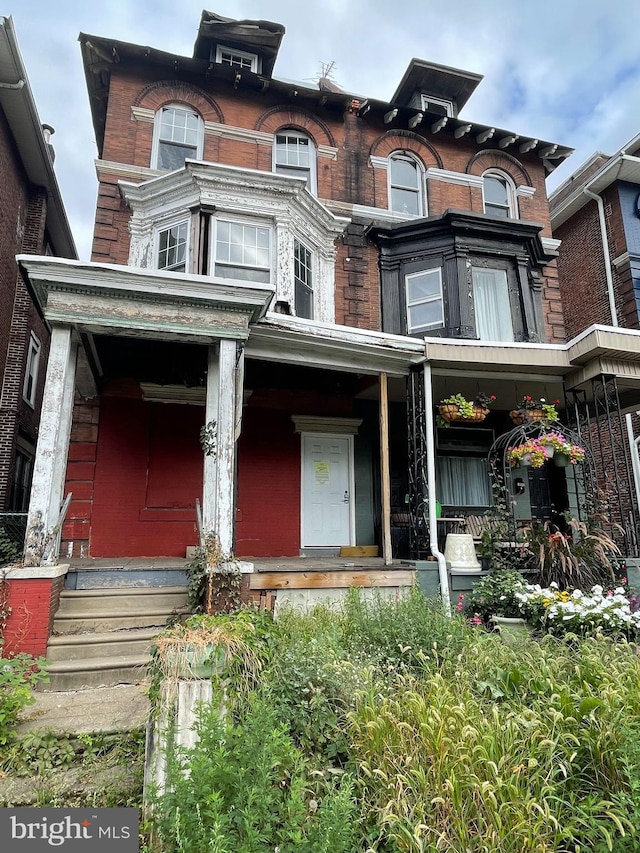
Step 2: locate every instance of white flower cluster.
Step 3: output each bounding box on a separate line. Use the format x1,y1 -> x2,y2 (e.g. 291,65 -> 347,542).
515,582 -> 640,635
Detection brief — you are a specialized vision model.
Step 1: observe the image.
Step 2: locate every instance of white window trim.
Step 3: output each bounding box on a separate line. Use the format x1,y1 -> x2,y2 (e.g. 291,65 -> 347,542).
293,236 -> 315,319
155,218 -> 191,272
482,169 -> 518,218
405,268 -> 444,334
388,152 -> 426,217
420,94 -> 454,117
211,215 -> 273,283
215,44 -> 259,73
23,333 -> 41,407
273,129 -> 318,196
151,104 -> 204,171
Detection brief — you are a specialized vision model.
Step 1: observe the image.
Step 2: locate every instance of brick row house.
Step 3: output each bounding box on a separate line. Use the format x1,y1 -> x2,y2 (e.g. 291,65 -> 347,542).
11,10 -> 640,666
0,17 -> 76,654
550,135 -> 640,548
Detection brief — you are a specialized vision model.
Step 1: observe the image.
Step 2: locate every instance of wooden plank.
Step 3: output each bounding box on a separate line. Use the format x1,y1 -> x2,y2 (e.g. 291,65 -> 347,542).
250,570 -> 415,590
340,545 -> 379,558
379,372 -> 393,566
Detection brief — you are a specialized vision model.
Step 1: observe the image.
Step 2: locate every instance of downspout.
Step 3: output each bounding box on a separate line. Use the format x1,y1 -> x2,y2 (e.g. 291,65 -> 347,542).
583,187 -> 617,328
583,186 -> 640,529
0,79 -> 24,90
423,361 -> 451,613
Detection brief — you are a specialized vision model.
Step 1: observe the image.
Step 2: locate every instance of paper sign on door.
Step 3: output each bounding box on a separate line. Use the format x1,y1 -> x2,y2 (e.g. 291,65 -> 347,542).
314,461 -> 330,485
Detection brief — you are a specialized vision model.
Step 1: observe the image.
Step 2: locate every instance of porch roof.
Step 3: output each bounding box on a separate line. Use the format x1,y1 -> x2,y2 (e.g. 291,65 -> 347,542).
247,313 -> 426,376
17,256 -> 274,343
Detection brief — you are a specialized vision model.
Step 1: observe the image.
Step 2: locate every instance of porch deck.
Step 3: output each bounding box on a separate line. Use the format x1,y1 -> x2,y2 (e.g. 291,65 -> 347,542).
64,556 -> 414,591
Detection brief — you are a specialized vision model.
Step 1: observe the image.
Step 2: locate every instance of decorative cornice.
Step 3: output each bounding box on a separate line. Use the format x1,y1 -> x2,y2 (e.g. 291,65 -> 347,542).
425,167 -> 484,189
541,236 -> 562,255
317,144 -> 339,160
515,185 -> 536,198
291,415 -> 362,434
613,251 -> 630,269
204,120 -> 273,146
131,106 -> 154,123
369,155 -> 388,170
97,159 -> 159,182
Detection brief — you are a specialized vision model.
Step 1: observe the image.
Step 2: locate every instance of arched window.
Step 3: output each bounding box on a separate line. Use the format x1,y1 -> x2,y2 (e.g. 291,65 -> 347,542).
152,104 -> 204,171
389,152 -> 425,216
482,170 -> 517,218
274,129 -> 317,194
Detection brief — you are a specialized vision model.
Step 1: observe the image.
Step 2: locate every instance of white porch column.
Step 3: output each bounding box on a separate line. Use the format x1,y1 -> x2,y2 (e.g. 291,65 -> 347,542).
24,326 -> 78,566
202,340 -> 240,556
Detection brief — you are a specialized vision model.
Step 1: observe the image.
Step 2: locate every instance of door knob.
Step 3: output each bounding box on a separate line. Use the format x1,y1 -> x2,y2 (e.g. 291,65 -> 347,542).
343,491 -> 349,503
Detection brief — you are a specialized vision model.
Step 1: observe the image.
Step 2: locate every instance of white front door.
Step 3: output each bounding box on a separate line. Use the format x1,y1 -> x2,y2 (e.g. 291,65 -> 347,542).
301,434 -> 353,547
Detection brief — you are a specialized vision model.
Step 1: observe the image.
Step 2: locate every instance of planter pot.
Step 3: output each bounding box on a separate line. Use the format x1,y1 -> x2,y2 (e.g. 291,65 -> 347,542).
509,408 -> 546,425
554,453 -> 570,468
541,444 -> 555,459
520,452 -> 532,466
443,533 -> 481,573
161,643 -> 226,680
438,404 -> 489,424
490,615 -> 531,635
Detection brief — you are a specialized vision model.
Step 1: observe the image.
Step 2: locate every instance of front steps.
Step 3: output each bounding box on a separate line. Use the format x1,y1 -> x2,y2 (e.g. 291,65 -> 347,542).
43,587 -> 189,691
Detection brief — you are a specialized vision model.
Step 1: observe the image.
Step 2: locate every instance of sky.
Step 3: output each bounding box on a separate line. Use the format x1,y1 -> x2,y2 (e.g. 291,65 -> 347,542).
8,0 -> 640,260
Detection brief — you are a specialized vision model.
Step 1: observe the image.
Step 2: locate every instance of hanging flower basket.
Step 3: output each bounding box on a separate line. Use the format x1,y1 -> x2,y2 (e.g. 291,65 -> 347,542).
437,392 -> 496,427
509,408 -> 547,425
554,453 -> 570,468
510,396 -> 560,425
439,404 -> 489,424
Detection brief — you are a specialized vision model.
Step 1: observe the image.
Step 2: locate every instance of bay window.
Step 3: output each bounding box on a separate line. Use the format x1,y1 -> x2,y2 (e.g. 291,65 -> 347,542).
471,266 -> 515,342
405,268 -> 443,334
157,221 -> 189,272
213,220 -> 271,283
294,239 -> 313,319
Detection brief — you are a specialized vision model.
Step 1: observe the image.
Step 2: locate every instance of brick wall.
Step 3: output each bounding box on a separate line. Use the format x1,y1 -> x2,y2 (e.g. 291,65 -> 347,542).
92,65 -> 558,336
0,103 -> 51,509
2,574 -> 64,658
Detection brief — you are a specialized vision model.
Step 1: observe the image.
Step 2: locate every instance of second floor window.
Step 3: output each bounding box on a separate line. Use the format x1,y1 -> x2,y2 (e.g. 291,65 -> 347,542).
214,220 -> 271,283
389,153 -> 424,216
405,269 -> 443,334
483,171 -> 516,219
472,266 -> 514,342
23,334 -> 41,407
158,222 -> 188,272
294,239 -> 313,319
274,130 -> 316,193
153,105 -> 203,171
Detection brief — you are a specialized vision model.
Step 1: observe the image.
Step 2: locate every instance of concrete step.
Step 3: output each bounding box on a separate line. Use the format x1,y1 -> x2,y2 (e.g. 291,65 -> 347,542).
41,654 -> 150,692
55,587 -> 189,616
46,627 -> 161,661
52,609 -> 188,634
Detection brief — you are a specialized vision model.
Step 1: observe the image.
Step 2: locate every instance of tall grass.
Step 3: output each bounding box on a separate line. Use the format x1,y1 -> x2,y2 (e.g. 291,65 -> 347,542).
149,593 -> 640,852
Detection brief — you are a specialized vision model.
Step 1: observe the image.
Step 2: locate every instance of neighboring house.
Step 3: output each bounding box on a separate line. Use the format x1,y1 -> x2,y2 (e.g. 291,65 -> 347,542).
10,10 -> 640,663
550,134 -> 640,546
0,17 -> 76,561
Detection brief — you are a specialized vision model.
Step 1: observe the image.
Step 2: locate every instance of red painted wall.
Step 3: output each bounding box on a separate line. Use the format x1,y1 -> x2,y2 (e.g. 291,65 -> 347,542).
91,397 -> 203,557
235,407 -> 300,557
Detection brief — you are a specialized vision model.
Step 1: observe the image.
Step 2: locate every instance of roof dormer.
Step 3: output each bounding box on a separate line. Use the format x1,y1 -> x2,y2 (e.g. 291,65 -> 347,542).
390,59 -> 482,117
192,10 -> 285,77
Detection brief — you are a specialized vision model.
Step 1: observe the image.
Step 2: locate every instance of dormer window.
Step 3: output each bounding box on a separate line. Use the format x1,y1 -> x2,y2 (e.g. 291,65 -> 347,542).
152,105 -> 204,171
214,44 -> 259,73
483,170 -> 517,219
389,152 -> 425,216
419,94 -> 454,117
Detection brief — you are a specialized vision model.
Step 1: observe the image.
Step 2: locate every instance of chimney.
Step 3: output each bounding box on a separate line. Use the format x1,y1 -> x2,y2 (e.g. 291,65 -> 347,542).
41,123 -> 55,163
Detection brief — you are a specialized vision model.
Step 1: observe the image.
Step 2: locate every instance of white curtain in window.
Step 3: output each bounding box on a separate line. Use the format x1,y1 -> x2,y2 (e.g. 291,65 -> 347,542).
472,267 -> 514,342
437,456 -> 491,506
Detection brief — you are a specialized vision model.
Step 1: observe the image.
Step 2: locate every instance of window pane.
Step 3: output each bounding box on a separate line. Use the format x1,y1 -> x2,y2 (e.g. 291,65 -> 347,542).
215,221 -> 271,280
409,300 -> 442,329
158,142 -> 195,171
391,187 -> 420,215
158,222 -> 188,271
295,279 -> 313,319
437,456 -> 491,506
407,270 -> 440,302
390,157 -> 419,189
472,267 -> 514,342
484,176 -> 508,205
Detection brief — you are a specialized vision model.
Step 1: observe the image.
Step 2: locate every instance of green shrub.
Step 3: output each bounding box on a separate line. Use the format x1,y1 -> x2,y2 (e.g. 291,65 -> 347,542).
150,691 -> 356,853
0,653 -> 48,748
